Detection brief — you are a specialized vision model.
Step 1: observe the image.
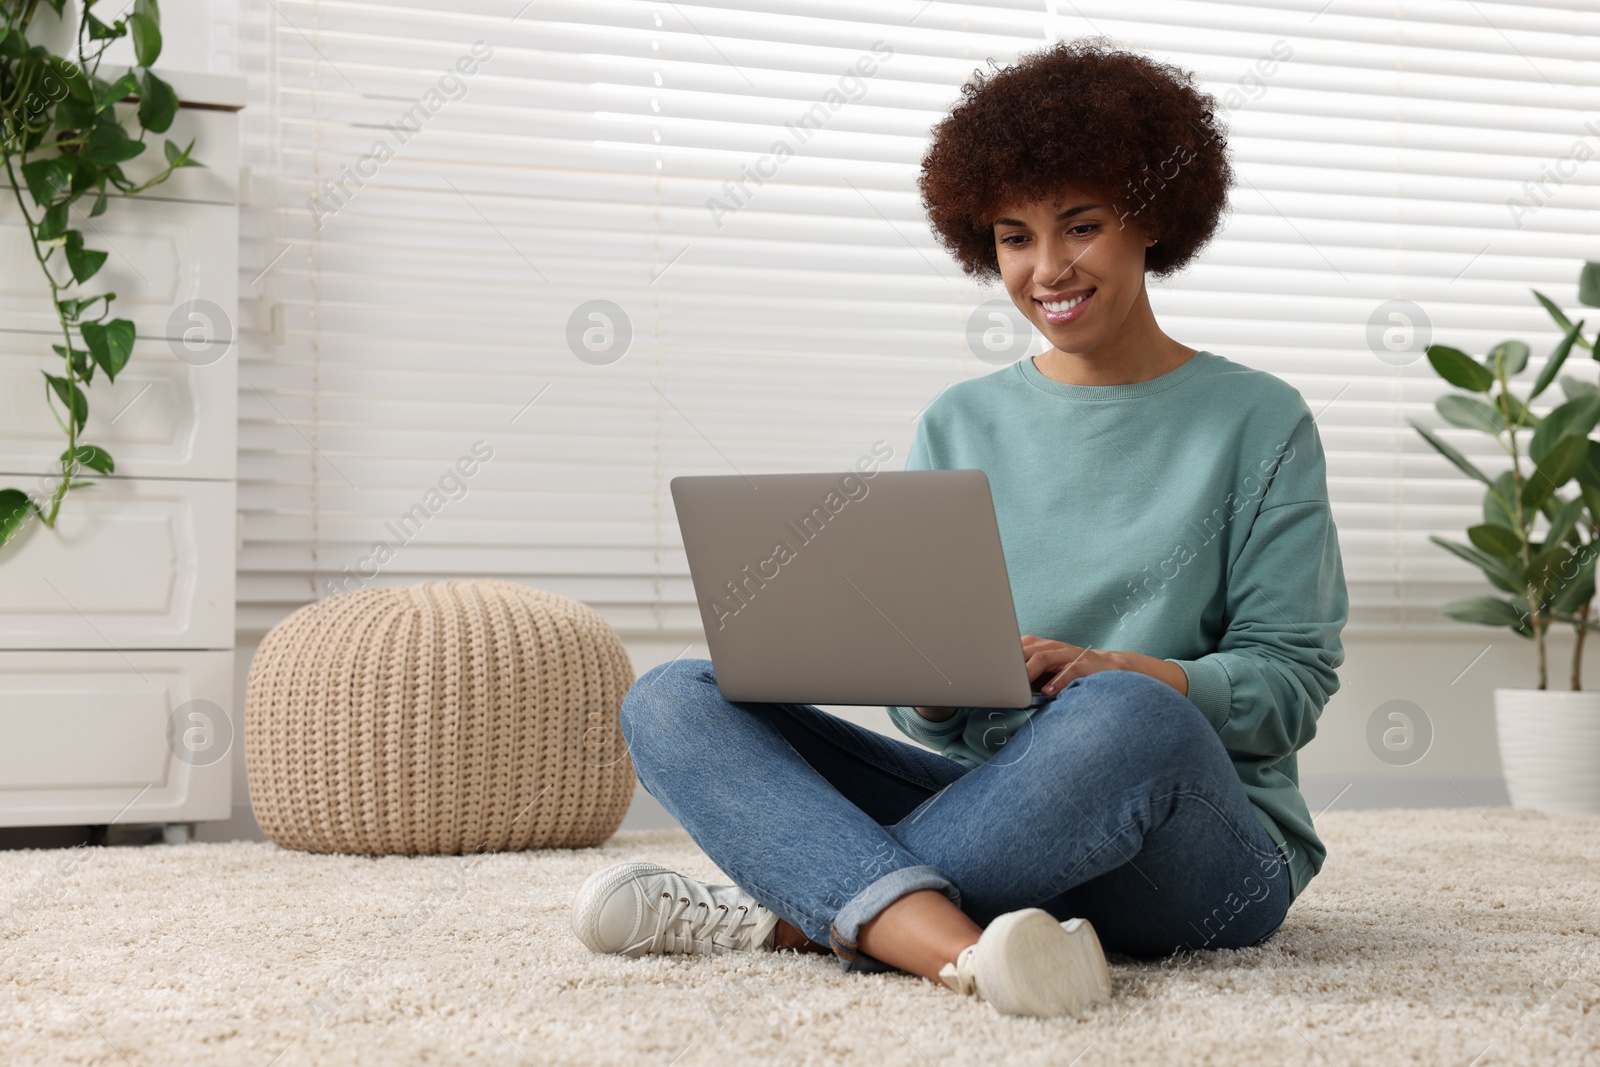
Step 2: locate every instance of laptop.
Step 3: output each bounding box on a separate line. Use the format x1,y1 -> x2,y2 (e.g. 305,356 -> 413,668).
670,469 -> 1039,709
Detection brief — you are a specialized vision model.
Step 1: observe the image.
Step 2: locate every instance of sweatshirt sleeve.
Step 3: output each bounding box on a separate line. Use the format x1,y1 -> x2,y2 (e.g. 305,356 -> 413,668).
1165,409 -> 1348,761
885,703 -> 975,749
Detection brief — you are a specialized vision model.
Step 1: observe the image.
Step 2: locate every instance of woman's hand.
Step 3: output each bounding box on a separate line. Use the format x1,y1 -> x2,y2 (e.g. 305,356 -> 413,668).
1021,635 -> 1189,697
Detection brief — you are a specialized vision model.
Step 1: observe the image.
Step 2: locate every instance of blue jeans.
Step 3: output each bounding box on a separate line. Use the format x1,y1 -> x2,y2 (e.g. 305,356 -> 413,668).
619,659 -> 1293,974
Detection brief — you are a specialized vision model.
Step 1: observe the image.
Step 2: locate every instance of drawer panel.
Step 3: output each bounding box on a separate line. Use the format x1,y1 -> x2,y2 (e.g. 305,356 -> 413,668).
0,649 -> 232,827
0,332 -> 236,479
0,197 -> 237,345
0,476 -> 235,649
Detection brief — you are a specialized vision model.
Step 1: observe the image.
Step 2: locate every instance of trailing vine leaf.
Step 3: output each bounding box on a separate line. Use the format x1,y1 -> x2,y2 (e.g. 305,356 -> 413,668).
0,0 -> 202,549
0,490 -> 35,544
137,71 -> 177,132
129,10 -> 162,68
62,231 -> 108,282
43,372 -> 88,433
80,318 -> 134,381
62,445 -> 114,474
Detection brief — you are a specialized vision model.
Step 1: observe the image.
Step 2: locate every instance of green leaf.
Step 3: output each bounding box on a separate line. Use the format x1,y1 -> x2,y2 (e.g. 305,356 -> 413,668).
54,96 -> 96,132
1528,394 -> 1600,464
1530,318 -> 1586,399
1468,522 -> 1522,557
1426,345 -> 1496,392
0,489 -> 37,547
1485,472 -> 1519,531
85,13 -> 121,40
1560,375 -> 1599,401
20,157 -> 71,205
62,444 -> 114,475
1523,433 -> 1589,512
1580,262 -> 1600,308
1549,549 -> 1598,615
1533,289 -> 1575,334
42,372 -> 88,433
1440,595 -> 1530,632
66,154 -> 95,196
1436,394 -> 1504,434
1490,340 -> 1531,377
1430,535 -> 1523,594
1577,441 -> 1600,492
88,185 -> 109,217
137,71 -> 177,133
1499,390 -> 1539,429
1581,483 -> 1600,527
1526,544 -> 1573,589
163,137 -> 201,168
129,12 -> 162,66
80,319 -> 134,381
49,56 -> 93,102
36,201 -> 70,242
62,232 -> 107,284
83,119 -> 147,164
93,70 -> 140,112
51,344 -> 94,382
1545,494 -> 1587,548
1410,419 -> 1493,484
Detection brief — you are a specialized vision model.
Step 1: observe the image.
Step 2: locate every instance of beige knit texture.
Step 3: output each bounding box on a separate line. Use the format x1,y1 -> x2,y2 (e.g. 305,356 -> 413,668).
245,580 -> 635,855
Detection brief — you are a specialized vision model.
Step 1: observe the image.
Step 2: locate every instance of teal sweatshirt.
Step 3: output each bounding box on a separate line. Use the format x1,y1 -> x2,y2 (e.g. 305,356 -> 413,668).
885,350 -> 1347,901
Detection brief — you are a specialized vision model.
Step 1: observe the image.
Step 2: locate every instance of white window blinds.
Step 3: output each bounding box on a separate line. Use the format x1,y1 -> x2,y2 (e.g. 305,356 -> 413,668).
231,0 -> 1600,638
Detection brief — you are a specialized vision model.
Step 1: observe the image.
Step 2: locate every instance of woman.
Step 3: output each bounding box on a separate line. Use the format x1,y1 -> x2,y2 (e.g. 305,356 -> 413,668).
570,37 -> 1347,1018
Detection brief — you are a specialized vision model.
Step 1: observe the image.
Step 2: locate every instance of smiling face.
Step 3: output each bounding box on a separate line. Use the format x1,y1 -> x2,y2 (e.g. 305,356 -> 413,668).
991,187 -> 1158,361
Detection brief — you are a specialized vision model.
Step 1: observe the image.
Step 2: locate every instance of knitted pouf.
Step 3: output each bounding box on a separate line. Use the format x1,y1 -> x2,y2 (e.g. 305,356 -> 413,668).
245,579 -> 636,855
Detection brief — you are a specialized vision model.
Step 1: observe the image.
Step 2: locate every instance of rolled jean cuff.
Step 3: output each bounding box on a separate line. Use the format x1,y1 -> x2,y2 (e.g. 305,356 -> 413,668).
826,865 -> 960,973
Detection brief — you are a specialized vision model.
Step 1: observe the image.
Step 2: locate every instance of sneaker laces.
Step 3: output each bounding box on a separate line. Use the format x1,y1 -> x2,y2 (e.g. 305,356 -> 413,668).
939,944 -> 979,996
646,873 -> 776,955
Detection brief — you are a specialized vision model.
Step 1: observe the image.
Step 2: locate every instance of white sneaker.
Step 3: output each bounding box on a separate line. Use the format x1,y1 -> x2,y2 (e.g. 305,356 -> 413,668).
571,861 -> 783,958
937,909 -> 1113,1017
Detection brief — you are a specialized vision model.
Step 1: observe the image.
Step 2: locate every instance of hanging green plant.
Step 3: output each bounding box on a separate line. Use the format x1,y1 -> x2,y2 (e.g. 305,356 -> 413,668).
0,0 -> 201,549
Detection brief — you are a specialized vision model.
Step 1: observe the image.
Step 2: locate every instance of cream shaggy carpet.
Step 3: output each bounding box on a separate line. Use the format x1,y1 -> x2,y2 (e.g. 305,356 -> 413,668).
2,808 -> 1598,1066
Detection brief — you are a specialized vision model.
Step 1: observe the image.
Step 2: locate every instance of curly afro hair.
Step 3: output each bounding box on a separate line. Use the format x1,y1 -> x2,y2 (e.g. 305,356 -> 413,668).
918,37 -> 1233,282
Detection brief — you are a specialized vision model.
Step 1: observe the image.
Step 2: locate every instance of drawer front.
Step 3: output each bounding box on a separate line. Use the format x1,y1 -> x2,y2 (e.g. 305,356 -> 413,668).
0,332 -> 236,480
0,196 -> 237,346
0,477 -> 235,649
0,649 -> 232,827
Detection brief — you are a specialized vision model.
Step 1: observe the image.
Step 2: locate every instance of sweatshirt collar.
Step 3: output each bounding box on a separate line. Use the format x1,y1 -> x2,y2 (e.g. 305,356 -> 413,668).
1017,349 -> 1214,400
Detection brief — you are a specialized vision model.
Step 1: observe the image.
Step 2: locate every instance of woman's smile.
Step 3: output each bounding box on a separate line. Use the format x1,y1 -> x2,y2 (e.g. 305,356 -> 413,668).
1035,288 -> 1095,325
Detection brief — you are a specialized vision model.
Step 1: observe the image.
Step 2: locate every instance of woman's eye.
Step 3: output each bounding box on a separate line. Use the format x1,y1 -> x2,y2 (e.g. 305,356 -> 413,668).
999,234 -> 1026,246
1069,223 -> 1097,236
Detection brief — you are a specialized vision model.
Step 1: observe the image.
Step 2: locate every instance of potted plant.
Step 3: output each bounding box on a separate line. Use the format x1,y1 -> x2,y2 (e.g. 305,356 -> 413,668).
1410,261 -> 1600,814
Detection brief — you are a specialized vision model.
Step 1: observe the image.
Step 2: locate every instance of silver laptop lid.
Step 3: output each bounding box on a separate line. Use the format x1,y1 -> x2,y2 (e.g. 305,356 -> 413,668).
671,469 -> 1032,708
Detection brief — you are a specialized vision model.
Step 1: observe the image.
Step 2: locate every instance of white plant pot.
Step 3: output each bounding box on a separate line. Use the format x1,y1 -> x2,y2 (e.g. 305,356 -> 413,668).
1494,688 -> 1600,815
